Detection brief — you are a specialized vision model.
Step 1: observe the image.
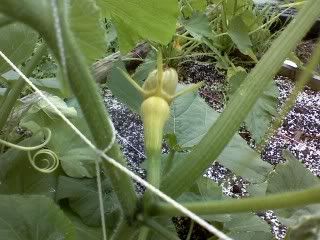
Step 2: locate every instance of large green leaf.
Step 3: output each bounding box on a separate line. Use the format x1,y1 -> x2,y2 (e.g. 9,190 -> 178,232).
69,0 -> 106,65
0,23 -> 38,74
2,70 -> 65,97
47,119 -> 98,178
228,70 -> 279,143
20,96 -> 98,178
267,151 -> 320,227
224,213 -> 273,240
0,134 -> 59,199
166,90 -> 272,182
65,210 -> 101,240
178,177 -> 231,222
245,81 -> 279,143
182,13 -> 211,40
286,215 -> 320,240
217,134 -> 272,183
181,0 -> 207,18
227,15 -> 257,61
0,195 -> 75,240
267,151 -> 319,194
97,0 -> 179,52
56,176 -> 120,227
108,61 -> 143,113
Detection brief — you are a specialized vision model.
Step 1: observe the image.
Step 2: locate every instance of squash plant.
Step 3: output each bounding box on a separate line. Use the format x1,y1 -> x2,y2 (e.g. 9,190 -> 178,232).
0,0 -> 320,239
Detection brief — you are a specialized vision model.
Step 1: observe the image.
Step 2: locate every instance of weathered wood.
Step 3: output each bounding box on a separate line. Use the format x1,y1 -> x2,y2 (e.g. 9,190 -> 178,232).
91,42 -> 150,84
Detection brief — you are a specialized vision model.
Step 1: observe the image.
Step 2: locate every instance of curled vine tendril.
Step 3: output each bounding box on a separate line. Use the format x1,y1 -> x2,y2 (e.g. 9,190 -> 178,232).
27,148 -> 59,173
0,128 -> 59,173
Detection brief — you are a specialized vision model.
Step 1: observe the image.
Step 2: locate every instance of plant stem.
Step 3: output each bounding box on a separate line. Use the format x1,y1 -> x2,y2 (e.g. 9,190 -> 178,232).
161,0 -> 320,198
0,0 -> 138,220
59,16 -> 138,221
150,186 -> 320,216
142,218 -> 180,240
138,227 -> 150,240
186,220 -> 194,240
0,43 -> 47,131
111,219 -> 137,240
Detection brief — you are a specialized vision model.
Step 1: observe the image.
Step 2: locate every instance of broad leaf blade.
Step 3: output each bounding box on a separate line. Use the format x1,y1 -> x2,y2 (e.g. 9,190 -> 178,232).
224,213 -> 273,240
65,210 -> 101,240
69,0 -> 107,65
0,195 -> 75,240
108,61 -> 143,113
98,0 -> 179,52
267,151 -> 320,227
227,16 -> 257,61
0,134 -> 59,199
183,13 -> 211,40
245,81 -> 279,143
166,90 -> 272,182
57,176 -> 119,227
0,23 -> 38,74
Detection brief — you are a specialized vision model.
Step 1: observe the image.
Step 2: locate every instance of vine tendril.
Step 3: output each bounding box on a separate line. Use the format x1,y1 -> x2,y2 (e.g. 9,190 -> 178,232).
28,149 -> 59,173
0,128 -> 51,151
0,128 -> 59,173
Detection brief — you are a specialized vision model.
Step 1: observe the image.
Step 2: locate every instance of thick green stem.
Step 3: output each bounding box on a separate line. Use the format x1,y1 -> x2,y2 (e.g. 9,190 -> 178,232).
147,151 -> 162,190
111,219 -> 137,240
151,186 -> 320,216
0,43 -> 47,130
0,0 -> 138,220
141,218 -> 180,240
161,0 -> 320,198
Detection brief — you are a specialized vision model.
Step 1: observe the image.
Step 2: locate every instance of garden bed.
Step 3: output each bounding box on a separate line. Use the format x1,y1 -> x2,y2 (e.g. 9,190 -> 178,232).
103,39 -> 320,239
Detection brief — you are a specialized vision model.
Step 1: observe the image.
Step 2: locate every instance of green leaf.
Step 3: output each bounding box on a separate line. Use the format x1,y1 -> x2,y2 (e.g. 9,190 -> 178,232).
182,13 -> 211,40
65,210 -> 101,240
56,176 -> 120,227
20,97 -> 98,178
227,70 -> 279,144
69,0 -> 107,65
245,81 -> 279,143
224,213 -> 273,240
166,90 -> 272,182
181,0 -> 207,18
0,195 -> 75,240
217,134 -> 272,183
286,215 -> 320,240
149,218 -> 179,240
108,61 -> 143,113
166,90 -> 219,148
267,151 -> 319,194
98,0 -> 179,52
0,134 -> 59,199
3,70 -> 65,97
227,16 -> 257,61
47,119 -> 98,178
267,151 -> 320,227
178,177 -> 231,222
0,23 -> 38,74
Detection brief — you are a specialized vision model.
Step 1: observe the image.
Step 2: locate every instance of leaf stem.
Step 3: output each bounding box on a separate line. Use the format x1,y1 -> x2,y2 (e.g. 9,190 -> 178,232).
111,218 -> 137,240
150,186 -> 320,216
141,217 -> 180,240
0,42 -> 47,131
160,0 -> 320,198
